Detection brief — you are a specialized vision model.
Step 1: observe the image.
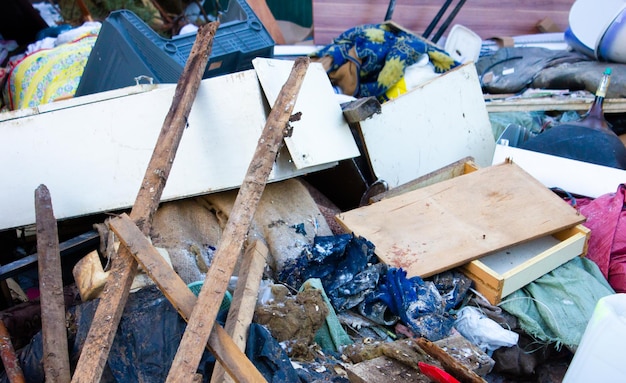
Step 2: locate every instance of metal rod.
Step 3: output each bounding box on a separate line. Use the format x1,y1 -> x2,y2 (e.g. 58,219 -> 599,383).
432,0 -> 467,43
385,0 -> 396,21
0,230 -> 99,281
423,0 -> 453,39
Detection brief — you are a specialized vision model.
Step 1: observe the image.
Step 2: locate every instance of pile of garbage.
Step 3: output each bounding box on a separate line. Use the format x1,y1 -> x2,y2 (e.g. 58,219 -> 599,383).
0,1 -> 626,383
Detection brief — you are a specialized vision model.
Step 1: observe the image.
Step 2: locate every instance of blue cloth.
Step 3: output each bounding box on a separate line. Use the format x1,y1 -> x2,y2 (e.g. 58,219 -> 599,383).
246,323 -> 301,383
368,268 -> 456,341
312,23 -> 460,100
279,234 -> 380,311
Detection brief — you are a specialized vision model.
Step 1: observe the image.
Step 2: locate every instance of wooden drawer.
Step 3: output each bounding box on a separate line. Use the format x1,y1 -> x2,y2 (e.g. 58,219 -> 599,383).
460,224 -> 590,305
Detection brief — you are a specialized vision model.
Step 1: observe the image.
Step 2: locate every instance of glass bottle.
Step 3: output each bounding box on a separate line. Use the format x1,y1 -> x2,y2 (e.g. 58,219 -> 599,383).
576,67 -> 612,130
520,67 -> 626,169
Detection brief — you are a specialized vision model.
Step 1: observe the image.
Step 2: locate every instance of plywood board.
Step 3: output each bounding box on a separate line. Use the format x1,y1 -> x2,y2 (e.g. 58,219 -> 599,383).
335,161 -> 585,278
0,67 -> 357,231
252,58 -> 360,169
358,63 -> 495,188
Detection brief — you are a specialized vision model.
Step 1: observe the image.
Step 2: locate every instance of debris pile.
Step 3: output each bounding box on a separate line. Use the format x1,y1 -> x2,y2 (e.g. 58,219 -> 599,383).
1,1 -> 626,382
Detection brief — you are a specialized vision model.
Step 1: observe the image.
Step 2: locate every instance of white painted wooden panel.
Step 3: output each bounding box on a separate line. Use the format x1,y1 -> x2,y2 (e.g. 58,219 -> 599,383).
359,63 -> 496,188
252,58 -> 360,168
492,144 -> 626,198
0,67 -> 354,230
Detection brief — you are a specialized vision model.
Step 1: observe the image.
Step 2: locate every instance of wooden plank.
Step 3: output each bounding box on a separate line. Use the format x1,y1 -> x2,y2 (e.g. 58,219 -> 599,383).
71,22 -> 219,383
210,240 -> 269,383
416,337 -> 487,383
0,61 -> 357,233
312,0 -> 575,45
35,185 -> 71,383
346,356 -> 427,383
485,96 -> 626,114
252,58 -> 360,169
108,214 -> 267,383
358,63 -> 495,189
335,161 -> 585,278
434,331 -> 494,377
165,57 -> 310,382
369,157 -> 478,203
341,96 -> 382,124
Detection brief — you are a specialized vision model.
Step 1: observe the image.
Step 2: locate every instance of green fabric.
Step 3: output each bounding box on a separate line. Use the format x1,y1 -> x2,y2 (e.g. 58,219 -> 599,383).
489,111 -> 545,142
499,257 -> 615,350
301,278 -> 353,352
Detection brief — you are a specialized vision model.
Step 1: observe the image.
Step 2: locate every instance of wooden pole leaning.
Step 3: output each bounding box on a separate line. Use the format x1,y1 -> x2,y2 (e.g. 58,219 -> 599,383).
35,185 -> 71,383
165,56 -> 311,382
70,21 -> 219,383
209,239 -> 269,383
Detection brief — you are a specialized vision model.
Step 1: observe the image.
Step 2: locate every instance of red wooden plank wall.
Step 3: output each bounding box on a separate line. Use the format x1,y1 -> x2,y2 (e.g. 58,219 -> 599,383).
312,0 -> 576,45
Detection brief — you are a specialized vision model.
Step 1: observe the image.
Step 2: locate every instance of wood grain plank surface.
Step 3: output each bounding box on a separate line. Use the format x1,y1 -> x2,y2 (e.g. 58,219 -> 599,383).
335,161 -> 585,278
312,0 -> 575,45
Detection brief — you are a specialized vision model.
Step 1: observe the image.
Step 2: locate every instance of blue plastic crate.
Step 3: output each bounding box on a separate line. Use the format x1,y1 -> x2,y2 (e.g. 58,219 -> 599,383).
75,0 -> 274,96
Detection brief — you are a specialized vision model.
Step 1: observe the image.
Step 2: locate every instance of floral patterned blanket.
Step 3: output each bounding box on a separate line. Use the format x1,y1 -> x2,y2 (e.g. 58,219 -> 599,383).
3,23 -> 100,110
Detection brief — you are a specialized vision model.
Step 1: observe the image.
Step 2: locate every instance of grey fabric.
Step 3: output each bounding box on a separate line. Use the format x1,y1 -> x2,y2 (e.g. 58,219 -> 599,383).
475,47 -> 588,94
532,61 -> 626,99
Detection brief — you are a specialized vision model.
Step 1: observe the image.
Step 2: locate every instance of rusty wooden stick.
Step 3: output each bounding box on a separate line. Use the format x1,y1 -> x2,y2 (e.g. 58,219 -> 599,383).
210,240 -> 268,383
70,21 -> 219,383
35,185 -> 71,383
165,56 -> 310,382
108,213 -> 267,383
0,319 -> 25,383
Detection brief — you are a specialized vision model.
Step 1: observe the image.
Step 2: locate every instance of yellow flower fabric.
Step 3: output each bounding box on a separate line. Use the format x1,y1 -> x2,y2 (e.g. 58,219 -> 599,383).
6,26 -> 99,110
312,23 -> 460,101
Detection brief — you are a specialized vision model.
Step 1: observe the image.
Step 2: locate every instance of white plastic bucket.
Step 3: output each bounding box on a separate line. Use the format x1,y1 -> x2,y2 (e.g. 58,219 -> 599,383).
597,7 -> 626,63
568,0 -> 626,60
562,294 -> 626,382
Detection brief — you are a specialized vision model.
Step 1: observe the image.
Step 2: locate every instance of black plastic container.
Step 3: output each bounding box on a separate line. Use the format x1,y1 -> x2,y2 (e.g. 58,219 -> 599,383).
75,0 -> 274,97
